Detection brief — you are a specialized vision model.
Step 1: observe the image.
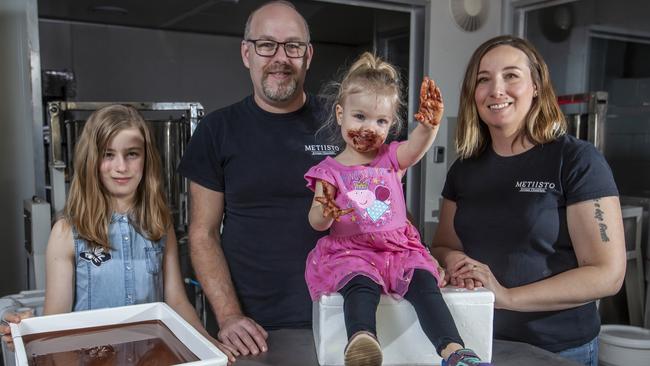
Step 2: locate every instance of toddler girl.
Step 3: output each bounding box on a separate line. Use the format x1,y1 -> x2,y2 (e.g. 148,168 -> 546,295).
305,53 -> 490,366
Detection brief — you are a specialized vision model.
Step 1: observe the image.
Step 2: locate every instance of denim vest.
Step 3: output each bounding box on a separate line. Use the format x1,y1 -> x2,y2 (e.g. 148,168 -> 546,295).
73,213 -> 165,311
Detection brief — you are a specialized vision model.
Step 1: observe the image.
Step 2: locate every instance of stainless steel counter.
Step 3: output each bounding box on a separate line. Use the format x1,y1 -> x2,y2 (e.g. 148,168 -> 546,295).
234,329 -> 580,365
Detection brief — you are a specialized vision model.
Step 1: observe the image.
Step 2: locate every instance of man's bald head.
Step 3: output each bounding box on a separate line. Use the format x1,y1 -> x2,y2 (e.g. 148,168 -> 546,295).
244,1 -> 310,43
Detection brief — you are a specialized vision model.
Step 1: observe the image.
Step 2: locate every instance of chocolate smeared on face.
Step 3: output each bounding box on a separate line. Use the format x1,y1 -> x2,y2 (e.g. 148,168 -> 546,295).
347,128 -> 385,152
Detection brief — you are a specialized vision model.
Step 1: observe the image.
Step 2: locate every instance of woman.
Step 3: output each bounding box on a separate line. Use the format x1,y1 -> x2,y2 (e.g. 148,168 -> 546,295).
430,35 -> 626,366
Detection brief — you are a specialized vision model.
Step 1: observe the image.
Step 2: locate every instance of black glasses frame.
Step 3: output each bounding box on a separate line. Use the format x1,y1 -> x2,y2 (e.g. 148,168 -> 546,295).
245,39 -> 309,58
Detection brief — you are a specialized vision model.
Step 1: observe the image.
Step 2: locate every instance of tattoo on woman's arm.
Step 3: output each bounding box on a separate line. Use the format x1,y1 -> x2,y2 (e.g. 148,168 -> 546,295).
593,199 -> 610,242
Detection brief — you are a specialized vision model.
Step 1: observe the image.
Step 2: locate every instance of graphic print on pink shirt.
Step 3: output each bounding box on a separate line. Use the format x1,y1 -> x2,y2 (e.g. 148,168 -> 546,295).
344,175 -> 392,225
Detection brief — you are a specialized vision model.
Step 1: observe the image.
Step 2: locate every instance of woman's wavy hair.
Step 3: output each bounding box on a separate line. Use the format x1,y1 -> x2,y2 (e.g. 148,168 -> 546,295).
64,104 -> 170,249
456,35 -> 566,159
318,51 -> 405,147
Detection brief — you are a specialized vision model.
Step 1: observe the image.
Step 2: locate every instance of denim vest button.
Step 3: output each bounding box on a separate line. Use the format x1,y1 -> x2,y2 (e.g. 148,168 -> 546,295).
124,236 -> 129,241
126,265 -> 131,270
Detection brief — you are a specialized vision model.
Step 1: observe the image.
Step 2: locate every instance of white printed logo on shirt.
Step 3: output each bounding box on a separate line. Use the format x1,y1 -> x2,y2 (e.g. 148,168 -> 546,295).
515,181 -> 556,193
304,144 -> 339,156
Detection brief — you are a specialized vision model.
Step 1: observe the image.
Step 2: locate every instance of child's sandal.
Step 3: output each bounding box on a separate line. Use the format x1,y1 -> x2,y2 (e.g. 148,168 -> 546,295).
442,348 -> 492,366
343,331 -> 382,366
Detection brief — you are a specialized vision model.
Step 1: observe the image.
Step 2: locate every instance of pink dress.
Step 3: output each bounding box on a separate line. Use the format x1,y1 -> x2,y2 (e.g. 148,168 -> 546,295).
304,141 -> 441,301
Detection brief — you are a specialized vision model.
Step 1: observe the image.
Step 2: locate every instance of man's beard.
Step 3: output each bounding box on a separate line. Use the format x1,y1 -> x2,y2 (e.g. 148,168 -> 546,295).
262,63 -> 301,102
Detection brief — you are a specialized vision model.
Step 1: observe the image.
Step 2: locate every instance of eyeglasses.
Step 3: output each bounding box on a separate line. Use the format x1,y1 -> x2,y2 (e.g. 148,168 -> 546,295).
245,39 -> 309,58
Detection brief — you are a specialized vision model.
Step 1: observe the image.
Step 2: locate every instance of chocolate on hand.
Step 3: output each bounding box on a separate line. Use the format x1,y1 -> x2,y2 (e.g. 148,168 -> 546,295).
414,76 -> 444,127
315,180 -> 354,220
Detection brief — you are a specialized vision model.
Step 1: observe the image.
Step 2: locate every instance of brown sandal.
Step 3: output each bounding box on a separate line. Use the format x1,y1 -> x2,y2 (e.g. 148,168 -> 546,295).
343,331 -> 382,366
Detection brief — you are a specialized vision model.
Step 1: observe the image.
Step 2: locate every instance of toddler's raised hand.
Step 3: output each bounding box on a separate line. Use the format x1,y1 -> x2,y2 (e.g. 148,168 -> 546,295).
315,181 -> 353,220
414,76 -> 444,127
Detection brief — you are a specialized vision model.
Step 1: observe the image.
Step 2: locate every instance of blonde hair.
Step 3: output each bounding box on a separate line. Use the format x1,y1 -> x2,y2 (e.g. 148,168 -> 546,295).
64,105 -> 171,249
456,35 -> 566,159
319,52 -> 404,146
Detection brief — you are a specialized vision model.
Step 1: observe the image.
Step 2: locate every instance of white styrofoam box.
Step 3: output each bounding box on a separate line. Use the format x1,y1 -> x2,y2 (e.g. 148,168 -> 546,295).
10,302 -> 227,366
313,287 -> 494,366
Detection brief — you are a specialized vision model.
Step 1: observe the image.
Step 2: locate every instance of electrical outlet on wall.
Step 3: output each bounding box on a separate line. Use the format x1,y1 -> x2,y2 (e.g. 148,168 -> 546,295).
433,146 -> 445,163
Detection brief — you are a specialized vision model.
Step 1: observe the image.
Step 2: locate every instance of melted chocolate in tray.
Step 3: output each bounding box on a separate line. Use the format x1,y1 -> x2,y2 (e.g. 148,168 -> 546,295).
23,320 -> 199,365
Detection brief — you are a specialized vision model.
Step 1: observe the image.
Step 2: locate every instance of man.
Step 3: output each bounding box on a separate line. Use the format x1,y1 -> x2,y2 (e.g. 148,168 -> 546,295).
178,0 -> 336,356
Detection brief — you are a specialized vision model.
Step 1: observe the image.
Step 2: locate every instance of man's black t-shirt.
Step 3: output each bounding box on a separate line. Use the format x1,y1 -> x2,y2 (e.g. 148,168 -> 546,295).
442,134 -> 618,352
178,94 -> 338,329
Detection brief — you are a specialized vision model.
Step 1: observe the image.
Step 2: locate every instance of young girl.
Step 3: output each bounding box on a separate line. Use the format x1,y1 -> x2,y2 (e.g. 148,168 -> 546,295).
0,105 -> 236,363
305,53 -> 490,366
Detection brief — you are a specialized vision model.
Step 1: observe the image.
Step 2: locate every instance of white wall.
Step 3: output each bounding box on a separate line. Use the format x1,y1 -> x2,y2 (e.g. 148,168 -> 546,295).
421,1 -> 503,241
0,0 -> 38,295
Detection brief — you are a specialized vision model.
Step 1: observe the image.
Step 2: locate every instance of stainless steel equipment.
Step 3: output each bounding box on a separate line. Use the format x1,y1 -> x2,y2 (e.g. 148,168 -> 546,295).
46,101 -> 204,232
558,91 -> 608,153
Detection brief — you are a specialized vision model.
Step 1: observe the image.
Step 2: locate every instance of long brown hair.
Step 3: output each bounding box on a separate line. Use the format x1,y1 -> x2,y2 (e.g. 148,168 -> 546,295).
456,35 -> 566,159
64,105 -> 170,249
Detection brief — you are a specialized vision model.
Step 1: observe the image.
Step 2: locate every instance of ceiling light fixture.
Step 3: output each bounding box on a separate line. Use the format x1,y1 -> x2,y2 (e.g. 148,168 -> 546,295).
449,0 -> 488,33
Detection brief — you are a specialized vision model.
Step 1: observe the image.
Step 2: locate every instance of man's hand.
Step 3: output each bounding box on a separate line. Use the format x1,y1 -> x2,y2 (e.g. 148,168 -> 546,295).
207,336 -> 239,365
414,76 -> 444,127
315,181 -> 353,220
217,314 -> 269,356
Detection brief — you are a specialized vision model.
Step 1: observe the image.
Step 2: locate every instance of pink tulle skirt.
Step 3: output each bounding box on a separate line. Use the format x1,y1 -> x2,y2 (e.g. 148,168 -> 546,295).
305,224 -> 441,300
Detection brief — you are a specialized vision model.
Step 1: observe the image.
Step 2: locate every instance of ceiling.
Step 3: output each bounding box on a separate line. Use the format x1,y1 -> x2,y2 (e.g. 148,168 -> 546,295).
37,0 -> 411,46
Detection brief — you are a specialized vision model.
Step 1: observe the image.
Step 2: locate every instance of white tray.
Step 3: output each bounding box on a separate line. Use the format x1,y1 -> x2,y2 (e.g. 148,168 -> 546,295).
10,302 -> 227,366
